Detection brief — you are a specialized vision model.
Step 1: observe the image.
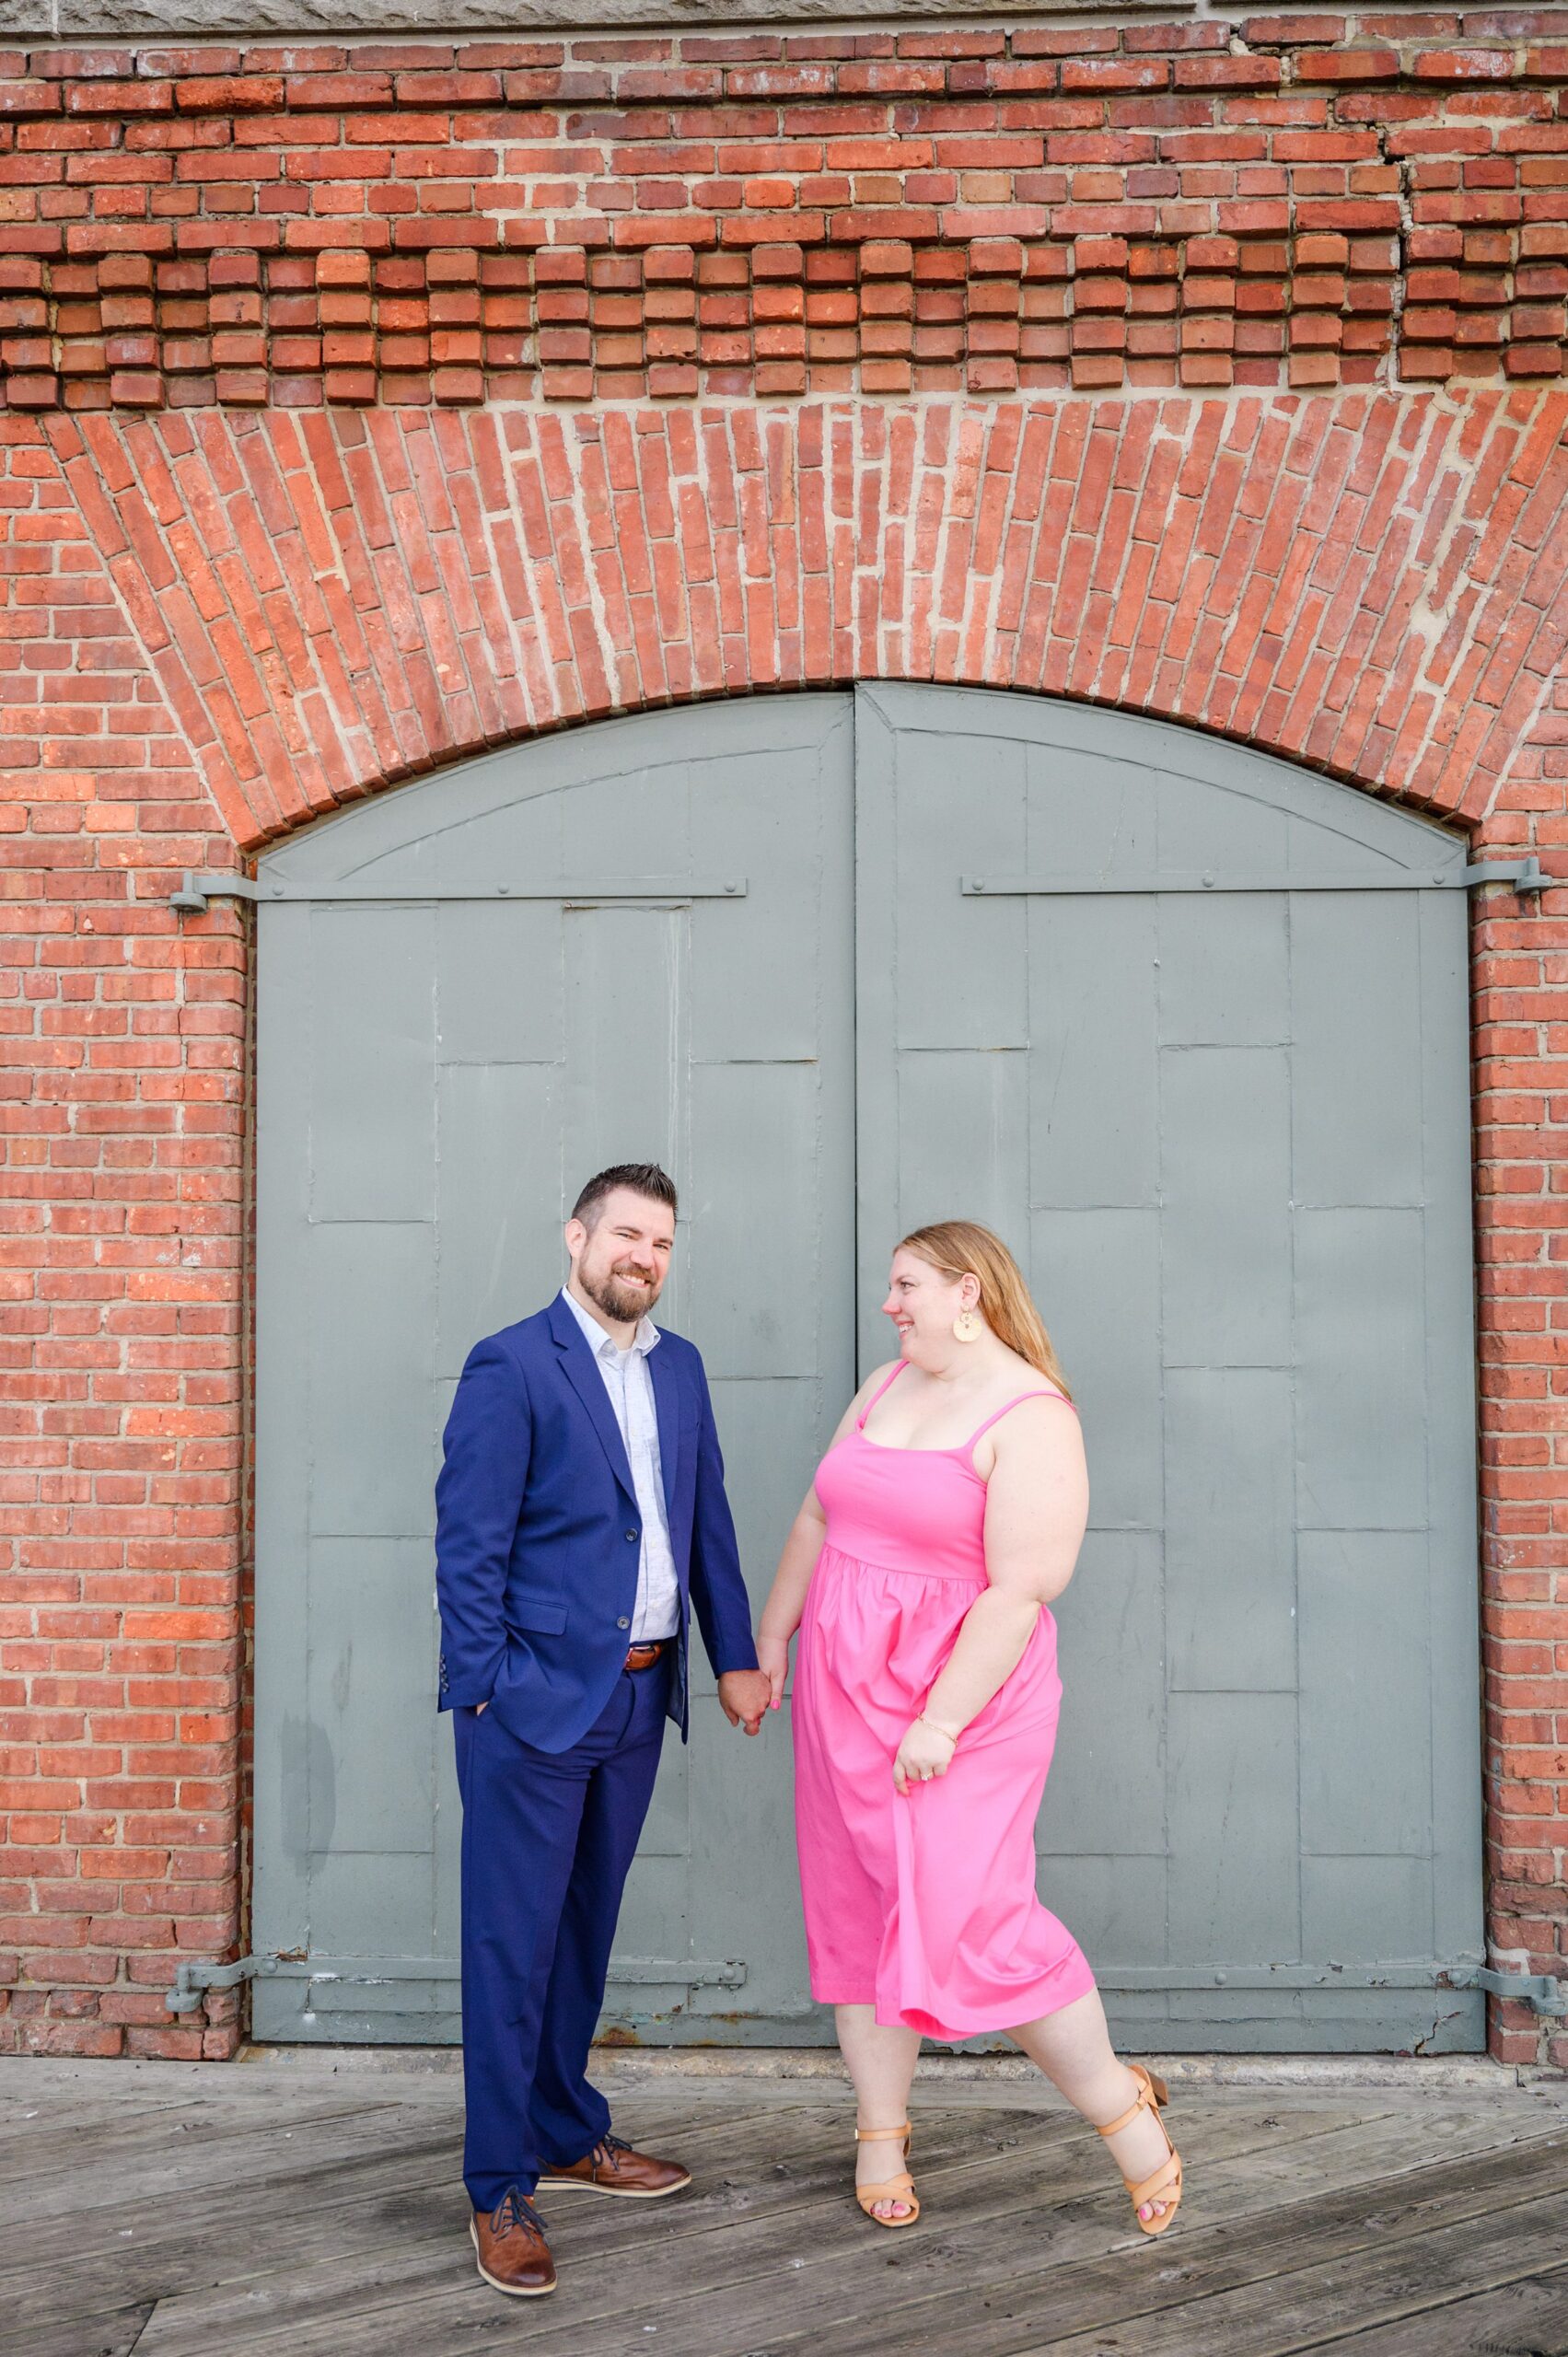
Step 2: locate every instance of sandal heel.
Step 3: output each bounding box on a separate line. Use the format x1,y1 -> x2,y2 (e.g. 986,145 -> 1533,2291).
1095,2062 -> 1182,2240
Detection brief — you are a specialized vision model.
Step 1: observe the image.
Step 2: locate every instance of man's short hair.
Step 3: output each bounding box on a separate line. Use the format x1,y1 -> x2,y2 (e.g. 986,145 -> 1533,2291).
570,1163 -> 679,1230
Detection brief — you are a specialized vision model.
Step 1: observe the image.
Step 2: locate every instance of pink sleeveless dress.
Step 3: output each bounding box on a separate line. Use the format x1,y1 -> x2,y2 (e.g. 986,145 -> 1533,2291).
792,1363 -> 1096,2042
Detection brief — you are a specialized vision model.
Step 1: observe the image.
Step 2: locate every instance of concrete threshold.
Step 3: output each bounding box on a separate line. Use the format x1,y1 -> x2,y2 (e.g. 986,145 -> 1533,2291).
234,2041 -> 1545,2095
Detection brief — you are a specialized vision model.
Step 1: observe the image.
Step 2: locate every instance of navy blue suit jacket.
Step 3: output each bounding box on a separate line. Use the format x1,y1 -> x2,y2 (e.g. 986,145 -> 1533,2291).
435,1294 -> 760,1753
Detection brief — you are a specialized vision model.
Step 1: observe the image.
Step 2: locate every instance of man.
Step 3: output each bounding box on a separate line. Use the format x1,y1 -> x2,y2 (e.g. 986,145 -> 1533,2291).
436,1163 -> 771,2299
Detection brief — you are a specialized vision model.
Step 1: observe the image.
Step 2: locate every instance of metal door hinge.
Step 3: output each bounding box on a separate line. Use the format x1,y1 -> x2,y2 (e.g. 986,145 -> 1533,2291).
1088,1961 -> 1562,2014
963,857 -> 1553,899
167,1953 -> 279,2014
1460,1966 -> 1568,2014
168,1952 -> 747,2014
1461,855 -> 1552,894
169,874 -> 261,912
168,873 -> 748,911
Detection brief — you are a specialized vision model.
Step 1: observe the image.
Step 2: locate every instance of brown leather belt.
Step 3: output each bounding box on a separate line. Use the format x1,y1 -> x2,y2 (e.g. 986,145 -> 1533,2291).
624,1640 -> 668,1672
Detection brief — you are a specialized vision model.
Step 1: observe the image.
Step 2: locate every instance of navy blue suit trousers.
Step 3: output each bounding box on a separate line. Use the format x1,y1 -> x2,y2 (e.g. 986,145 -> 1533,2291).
453,1655 -> 671,2208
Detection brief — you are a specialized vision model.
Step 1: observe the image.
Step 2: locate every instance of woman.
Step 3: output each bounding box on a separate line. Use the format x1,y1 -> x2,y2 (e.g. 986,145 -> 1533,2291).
757,1221 -> 1181,2235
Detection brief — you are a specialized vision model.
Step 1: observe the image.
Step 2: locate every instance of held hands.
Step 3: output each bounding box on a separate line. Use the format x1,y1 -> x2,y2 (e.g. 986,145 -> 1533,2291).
893,1713 -> 959,1794
718,1668 -> 772,1736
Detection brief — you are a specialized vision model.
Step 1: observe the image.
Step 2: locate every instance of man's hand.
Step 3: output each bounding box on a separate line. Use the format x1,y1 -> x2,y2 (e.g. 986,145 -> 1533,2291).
717,1669 -> 772,1736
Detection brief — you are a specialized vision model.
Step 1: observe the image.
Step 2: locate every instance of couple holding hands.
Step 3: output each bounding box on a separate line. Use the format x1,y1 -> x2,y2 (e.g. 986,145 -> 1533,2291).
435,1162 -> 1182,2300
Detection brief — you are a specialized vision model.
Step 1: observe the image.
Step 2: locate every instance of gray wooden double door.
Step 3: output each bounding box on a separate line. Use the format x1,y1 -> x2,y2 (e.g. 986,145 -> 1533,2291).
253,686 -> 1485,2050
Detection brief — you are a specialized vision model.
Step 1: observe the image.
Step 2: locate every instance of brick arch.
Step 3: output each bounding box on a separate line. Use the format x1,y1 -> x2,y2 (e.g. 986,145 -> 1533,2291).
51,388 -> 1568,860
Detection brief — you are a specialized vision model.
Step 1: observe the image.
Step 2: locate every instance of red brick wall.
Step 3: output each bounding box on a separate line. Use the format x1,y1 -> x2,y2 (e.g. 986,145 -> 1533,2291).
0,419 -> 243,2055
0,14 -> 1566,407
2,15 -> 1567,2067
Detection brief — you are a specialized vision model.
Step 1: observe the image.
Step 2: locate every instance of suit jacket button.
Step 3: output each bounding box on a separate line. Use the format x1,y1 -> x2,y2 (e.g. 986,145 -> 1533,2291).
625,1529 -> 638,1542
617,1617 -> 631,1631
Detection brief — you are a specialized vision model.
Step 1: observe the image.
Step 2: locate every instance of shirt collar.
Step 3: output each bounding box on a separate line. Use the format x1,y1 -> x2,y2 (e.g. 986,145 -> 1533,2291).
559,1284 -> 660,1360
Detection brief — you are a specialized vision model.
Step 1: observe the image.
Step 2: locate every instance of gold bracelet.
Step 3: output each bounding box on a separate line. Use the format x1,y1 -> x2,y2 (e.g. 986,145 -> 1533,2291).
917,1713 -> 958,1747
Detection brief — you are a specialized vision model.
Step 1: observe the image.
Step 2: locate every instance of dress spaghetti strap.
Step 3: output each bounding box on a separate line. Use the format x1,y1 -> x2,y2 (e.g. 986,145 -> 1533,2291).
855,1362 -> 909,1429
964,1388 -> 1075,1449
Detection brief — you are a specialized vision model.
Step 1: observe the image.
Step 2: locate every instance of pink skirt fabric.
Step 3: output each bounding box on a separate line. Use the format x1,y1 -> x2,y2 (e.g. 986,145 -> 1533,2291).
793,1536 -> 1097,2043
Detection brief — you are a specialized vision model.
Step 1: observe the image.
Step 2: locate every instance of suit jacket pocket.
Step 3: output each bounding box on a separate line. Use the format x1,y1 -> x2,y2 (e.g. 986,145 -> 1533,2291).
507,1595 -> 568,1636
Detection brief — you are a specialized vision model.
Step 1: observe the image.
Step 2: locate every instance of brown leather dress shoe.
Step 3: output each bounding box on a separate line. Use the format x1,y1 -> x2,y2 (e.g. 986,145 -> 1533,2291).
470,2188 -> 557,2297
540,2130 -> 692,2199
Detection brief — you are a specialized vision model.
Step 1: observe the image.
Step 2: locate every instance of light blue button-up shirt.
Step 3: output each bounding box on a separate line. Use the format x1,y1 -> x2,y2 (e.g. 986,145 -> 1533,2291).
559,1285 -> 680,1643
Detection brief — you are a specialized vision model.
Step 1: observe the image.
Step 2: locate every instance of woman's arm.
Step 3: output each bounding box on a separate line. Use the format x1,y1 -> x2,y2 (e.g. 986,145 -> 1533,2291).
755,1364 -> 898,1710
893,1397 -> 1088,1792
754,1492 -> 827,1711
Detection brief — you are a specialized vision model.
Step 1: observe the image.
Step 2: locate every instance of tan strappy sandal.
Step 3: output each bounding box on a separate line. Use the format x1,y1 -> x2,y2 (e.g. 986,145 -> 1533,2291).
854,2121 -> 920,2229
1097,2063 -> 1182,2236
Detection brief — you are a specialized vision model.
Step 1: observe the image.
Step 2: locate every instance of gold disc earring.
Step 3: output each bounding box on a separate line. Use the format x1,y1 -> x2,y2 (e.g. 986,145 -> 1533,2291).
953,1309 -> 982,1342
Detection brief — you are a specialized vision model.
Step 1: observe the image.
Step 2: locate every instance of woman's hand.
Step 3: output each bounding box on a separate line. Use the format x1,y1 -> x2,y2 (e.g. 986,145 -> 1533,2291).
893,1715 -> 958,1794
757,1630 -> 791,1712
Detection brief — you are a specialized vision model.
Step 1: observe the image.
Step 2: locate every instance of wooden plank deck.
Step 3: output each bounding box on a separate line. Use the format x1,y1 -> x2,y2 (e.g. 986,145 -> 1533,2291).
2,2056 -> 1565,2357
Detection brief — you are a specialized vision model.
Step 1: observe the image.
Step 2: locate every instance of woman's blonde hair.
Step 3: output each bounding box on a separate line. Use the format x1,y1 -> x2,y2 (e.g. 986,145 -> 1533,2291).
897,1220 -> 1073,1401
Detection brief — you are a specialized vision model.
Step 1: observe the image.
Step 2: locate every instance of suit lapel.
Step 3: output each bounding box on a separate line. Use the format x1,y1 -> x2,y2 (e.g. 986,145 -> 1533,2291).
648,1340 -> 680,1518
548,1294 -> 637,1505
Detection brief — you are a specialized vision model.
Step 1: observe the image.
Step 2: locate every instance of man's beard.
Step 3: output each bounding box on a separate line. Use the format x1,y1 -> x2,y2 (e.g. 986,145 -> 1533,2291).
582,1261 -> 659,1324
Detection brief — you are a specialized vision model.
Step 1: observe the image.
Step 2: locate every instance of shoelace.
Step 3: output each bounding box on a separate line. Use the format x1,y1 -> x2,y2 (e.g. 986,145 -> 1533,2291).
489,2187 -> 544,2239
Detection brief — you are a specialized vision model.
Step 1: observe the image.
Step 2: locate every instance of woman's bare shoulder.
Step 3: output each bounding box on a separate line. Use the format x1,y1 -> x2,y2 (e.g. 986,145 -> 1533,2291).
986,1384 -> 1080,1456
